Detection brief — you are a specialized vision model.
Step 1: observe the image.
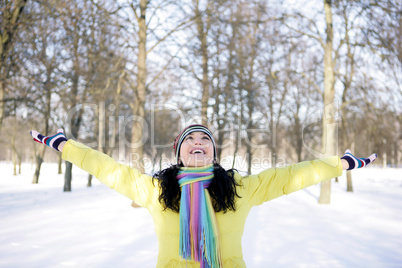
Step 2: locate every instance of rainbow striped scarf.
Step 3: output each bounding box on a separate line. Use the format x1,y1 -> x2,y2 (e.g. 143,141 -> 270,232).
177,164 -> 222,268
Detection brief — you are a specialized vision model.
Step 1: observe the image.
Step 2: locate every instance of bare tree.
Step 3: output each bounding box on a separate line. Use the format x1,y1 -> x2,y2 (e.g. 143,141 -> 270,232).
57,1 -> 94,191
335,0 -> 363,192
258,23 -> 290,167
315,0 -> 338,203
118,0 -> 191,176
193,0 -> 213,126
19,1 -> 61,184
280,0 -> 340,203
285,49 -> 321,163
0,0 -> 28,134
83,1 -> 127,186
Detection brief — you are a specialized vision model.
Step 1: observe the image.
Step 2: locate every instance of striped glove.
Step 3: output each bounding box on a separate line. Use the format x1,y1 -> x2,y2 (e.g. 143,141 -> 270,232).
30,129 -> 67,152
341,149 -> 377,170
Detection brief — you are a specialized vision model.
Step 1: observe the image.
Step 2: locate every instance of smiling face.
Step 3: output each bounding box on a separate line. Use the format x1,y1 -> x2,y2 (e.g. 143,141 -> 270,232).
179,131 -> 215,167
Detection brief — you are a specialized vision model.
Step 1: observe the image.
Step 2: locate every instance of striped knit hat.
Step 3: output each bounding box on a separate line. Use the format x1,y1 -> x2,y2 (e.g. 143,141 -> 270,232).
173,124 -> 217,164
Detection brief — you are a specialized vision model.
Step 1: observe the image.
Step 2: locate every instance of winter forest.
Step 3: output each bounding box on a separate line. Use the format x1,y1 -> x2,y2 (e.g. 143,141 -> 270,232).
0,0 -> 401,189
1,0 -> 401,267
2,0 -> 400,196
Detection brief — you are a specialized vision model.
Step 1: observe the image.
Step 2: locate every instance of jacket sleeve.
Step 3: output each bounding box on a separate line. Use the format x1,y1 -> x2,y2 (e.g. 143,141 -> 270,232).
242,156 -> 343,206
62,139 -> 154,207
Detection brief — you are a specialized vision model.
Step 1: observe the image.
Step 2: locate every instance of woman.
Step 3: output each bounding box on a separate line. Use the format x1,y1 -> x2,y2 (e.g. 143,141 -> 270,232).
30,124 -> 376,268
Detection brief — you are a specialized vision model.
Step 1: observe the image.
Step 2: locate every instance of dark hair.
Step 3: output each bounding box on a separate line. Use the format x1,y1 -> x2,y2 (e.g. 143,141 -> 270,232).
152,163 -> 241,213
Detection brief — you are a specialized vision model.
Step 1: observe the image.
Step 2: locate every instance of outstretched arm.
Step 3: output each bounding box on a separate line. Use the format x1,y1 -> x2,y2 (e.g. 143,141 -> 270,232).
30,129 -> 153,207
244,150 -> 377,206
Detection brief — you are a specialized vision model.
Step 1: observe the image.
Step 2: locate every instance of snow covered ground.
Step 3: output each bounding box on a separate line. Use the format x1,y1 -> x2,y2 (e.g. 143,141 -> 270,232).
0,162 -> 401,268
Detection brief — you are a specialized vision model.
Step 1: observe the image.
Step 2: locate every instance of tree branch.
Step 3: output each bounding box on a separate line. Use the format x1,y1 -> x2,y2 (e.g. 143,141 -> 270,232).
147,18 -> 194,55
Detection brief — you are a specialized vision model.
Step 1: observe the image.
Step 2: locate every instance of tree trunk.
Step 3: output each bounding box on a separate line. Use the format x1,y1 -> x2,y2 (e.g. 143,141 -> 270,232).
18,152 -> 21,174
12,135 -> 17,176
87,101 -> 104,188
232,115 -> 241,169
346,171 -> 353,192
98,101 -> 105,153
270,117 -> 277,167
87,174 -> 92,187
246,142 -> 252,175
32,73 -> 52,184
268,79 -> 277,167
130,0 -> 148,208
0,0 -> 28,133
195,3 -> 210,126
64,124 -> 81,191
346,142 -> 355,192
32,157 -> 43,184
294,108 -> 303,163
32,144 -> 36,168
319,0 -> 337,204
64,162 -> 72,191
232,96 -> 243,169
32,146 -> 46,184
246,94 -> 253,175
0,83 -> 4,134
130,0 -> 147,174
64,15 -> 85,192
382,138 -> 387,168
58,153 -> 62,174
231,133 -> 238,169
13,149 -> 17,176
107,71 -> 124,157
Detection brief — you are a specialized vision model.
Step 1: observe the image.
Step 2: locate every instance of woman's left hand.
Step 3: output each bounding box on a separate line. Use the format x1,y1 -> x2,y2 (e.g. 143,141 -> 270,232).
30,129 -> 67,152
340,149 -> 377,170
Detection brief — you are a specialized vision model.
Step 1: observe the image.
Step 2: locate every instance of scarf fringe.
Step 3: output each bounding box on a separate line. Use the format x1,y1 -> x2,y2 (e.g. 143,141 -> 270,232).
177,165 -> 222,268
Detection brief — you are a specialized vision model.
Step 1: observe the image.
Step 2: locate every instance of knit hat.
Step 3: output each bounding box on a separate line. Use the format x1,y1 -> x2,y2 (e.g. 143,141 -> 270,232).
173,124 -> 217,164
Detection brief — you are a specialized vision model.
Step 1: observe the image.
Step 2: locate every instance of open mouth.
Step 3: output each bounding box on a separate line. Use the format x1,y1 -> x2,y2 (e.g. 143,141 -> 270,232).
190,148 -> 206,155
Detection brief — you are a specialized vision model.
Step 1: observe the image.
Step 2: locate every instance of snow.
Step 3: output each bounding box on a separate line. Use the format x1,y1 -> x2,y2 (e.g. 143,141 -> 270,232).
0,162 -> 401,268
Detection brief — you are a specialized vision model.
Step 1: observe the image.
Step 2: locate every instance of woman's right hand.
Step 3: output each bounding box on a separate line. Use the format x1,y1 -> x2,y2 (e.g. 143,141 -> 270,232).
340,149 -> 377,170
30,129 -> 67,152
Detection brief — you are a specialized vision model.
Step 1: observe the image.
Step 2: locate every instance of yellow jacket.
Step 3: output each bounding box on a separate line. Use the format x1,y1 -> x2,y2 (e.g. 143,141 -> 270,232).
62,140 -> 343,267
